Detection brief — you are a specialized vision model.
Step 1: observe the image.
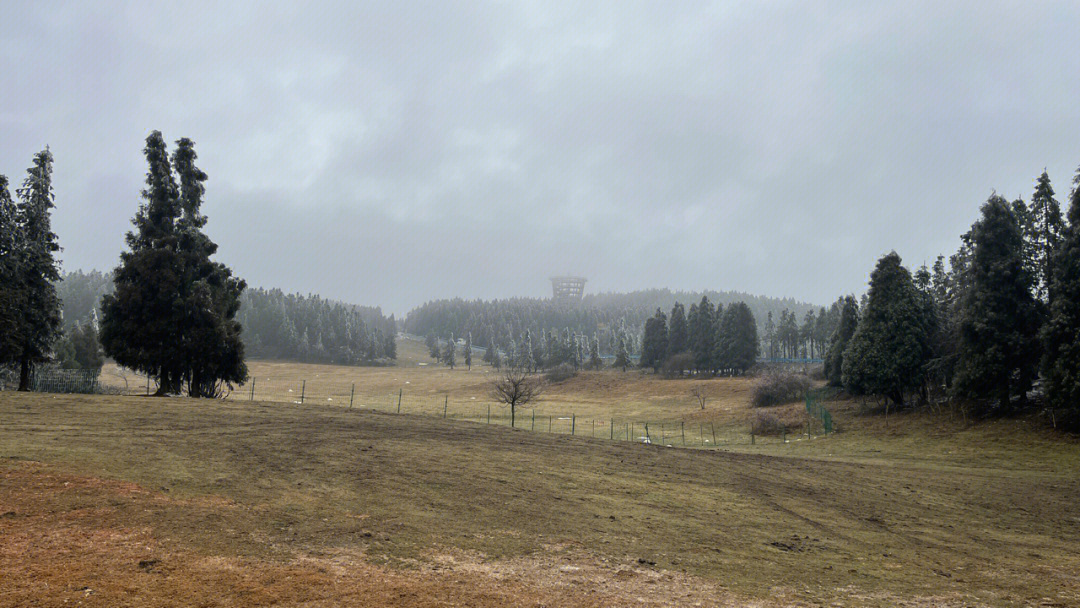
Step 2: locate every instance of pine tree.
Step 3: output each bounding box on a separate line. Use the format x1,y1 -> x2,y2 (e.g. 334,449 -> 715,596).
1028,171 -> 1066,301
1041,166 -> 1080,427
464,332 -> 472,370
842,252 -> 933,404
56,321 -> 105,374
173,137 -> 246,397
101,132 -> 185,394
489,339 -> 502,369
523,330 -> 535,371
613,335 -> 630,371
588,334 -> 602,370
101,132 -> 247,396
443,332 -> 456,369
688,296 -> 716,373
667,302 -> 688,358
14,148 -> 63,391
801,309 -> 817,359
716,302 -> 758,374
763,311 -> 776,359
824,296 -> 858,386
0,176 -> 20,367
953,196 -> 1040,411
640,309 -> 668,371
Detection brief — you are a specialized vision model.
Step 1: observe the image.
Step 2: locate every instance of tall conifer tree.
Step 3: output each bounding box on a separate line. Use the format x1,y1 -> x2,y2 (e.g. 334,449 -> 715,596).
824,296 -> 858,386
173,137 -> 247,396
842,252 -> 932,404
953,195 -> 1040,410
101,132 -> 247,396
0,176 -> 19,366
1028,171 -> 1066,301
641,308 -> 668,371
667,302 -> 688,357
716,302 -> 757,374
14,148 -> 63,391
1041,166 -> 1080,426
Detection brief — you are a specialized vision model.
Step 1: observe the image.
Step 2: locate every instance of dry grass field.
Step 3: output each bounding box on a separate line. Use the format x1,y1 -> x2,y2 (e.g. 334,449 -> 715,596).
2,387 -> 1079,607
99,337 -> 764,444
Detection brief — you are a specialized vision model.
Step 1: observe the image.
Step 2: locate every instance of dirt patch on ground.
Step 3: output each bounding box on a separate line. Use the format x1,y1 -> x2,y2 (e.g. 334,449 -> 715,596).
0,461 -> 772,607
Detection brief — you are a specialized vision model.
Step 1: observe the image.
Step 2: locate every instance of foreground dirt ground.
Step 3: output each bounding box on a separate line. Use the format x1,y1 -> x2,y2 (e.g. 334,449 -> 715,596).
2,392 -> 1079,607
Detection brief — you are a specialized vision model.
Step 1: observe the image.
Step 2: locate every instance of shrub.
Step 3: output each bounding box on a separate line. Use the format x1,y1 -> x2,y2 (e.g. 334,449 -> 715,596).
751,411 -> 788,435
751,368 -> 811,407
544,363 -> 577,384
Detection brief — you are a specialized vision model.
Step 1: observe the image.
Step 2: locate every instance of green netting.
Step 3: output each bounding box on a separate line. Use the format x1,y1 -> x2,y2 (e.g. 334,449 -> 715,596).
805,389 -> 834,434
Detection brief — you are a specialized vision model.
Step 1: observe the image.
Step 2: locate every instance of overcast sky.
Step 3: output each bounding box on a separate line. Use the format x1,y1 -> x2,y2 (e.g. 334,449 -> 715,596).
2,1 -> 1078,315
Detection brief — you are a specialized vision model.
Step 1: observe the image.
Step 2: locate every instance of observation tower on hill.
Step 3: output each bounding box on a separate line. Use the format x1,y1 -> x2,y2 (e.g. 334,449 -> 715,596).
550,276 -> 587,303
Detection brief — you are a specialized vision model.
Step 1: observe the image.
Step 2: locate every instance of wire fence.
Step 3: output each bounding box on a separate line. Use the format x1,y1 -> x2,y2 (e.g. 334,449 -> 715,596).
89,370 -> 826,449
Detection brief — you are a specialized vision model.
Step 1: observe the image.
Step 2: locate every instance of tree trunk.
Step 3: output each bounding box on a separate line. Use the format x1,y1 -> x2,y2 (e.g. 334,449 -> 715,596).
154,369 -> 171,396
511,403 -> 516,428
17,357 -> 31,391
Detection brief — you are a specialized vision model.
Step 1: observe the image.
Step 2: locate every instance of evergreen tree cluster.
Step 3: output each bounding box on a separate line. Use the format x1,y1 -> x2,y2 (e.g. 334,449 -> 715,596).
0,148 -> 65,390
408,297 -> 642,361
237,288 -> 397,365
825,166 -> 1080,428
429,325 -> 609,372
761,305 -> 840,361
405,289 -> 813,363
639,297 -> 759,375
99,132 -> 246,397
52,270 -> 396,368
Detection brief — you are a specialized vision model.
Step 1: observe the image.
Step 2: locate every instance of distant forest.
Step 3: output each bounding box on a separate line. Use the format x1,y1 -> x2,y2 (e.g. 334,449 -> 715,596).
404,289 -> 816,356
56,270 -> 397,366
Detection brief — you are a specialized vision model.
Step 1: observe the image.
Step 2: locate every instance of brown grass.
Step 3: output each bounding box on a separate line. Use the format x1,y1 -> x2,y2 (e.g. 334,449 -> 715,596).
2,391 -> 1079,606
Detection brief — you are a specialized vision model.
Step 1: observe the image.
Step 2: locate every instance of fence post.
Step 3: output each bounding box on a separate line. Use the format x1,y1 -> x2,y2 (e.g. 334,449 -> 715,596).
610,418 -> 614,440
300,380 -> 306,404
531,409 -> 535,431
250,378 -> 255,401
644,423 -> 650,444
444,395 -> 448,418
397,389 -> 402,414
571,414 -> 575,435
681,421 -> 686,446
549,416 -> 552,433
146,375 -> 150,396
487,404 -> 491,424
348,383 -> 354,408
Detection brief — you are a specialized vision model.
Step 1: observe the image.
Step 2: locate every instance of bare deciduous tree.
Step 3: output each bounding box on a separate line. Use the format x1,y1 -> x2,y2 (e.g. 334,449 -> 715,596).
691,386 -> 707,410
490,365 -> 544,428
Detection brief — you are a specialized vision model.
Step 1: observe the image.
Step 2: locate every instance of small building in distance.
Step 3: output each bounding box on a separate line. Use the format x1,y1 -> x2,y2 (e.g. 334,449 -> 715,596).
550,276 -> 587,303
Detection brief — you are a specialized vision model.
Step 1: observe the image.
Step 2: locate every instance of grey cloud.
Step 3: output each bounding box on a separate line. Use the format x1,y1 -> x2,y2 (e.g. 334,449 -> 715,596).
2,1 -> 1078,314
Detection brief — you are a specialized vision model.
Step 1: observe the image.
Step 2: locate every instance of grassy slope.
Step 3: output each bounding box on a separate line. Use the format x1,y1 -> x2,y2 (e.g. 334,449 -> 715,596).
2,391 -> 1078,607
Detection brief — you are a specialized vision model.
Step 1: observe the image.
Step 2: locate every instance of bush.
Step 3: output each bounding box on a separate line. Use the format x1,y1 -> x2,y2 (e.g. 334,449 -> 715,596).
751,368 -> 811,407
750,411 -> 787,435
544,363 -> 577,383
